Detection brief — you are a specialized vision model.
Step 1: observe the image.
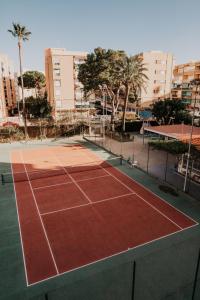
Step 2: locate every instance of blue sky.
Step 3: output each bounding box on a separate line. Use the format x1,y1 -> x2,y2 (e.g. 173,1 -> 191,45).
1,0 -> 200,72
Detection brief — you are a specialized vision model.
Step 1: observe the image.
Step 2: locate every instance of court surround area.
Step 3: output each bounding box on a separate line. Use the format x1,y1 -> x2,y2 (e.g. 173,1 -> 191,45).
1,139 -> 200,300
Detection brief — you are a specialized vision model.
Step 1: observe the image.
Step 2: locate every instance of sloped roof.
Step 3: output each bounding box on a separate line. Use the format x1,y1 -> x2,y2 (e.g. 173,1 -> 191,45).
144,124 -> 200,151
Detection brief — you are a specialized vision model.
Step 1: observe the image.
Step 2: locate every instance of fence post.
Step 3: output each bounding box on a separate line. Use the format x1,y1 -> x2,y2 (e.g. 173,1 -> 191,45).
164,151 -> 169,182
188,159 -> 194,193
131,261 -> 136,300
120,134 -> 123,158
192,248 -> 200,300
147,143 -> 150,174
110,131 -> 112,152
132,136 -> 135,164
44,293 -> 49,300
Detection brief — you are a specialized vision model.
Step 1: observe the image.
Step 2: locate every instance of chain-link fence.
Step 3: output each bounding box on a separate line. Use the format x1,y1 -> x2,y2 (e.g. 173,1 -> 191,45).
84,124 -> 200,200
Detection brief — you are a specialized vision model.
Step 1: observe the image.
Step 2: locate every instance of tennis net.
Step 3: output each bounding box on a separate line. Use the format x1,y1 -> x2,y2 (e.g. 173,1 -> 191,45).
1,156 -> 122,184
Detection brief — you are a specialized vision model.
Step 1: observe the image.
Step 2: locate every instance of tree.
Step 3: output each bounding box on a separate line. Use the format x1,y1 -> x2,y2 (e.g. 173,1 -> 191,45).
18,71 -> 45,97
19,96 -> 52,119
152,99 -> 191,124
119,55 -> 148,131
78,47 -> 126,126
8,23 -> 31,139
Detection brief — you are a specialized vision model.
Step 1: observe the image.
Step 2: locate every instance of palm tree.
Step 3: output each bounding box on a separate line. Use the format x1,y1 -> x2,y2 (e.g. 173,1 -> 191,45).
120,55 -> 148,132
8,23 -> 31,139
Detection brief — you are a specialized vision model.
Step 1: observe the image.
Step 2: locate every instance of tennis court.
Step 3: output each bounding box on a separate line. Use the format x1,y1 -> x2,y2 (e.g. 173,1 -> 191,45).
8,144 -> 198,286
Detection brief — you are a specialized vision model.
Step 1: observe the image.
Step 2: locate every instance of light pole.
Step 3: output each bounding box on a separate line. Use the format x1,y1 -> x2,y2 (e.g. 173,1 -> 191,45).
183,79 -> 200,192
99,84 -> 107,116
80,88 -> 83,119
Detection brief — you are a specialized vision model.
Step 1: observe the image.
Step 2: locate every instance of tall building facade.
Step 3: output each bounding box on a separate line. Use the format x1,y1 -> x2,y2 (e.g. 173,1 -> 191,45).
172,61 -> 200,106
0,53 -> 18,119
140,51 -> 174,107
45,48 -> 87,117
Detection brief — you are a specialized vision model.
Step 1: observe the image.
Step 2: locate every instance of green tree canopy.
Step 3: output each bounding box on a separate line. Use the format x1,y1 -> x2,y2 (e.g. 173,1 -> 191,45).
118,55 -> 148,131
151,99 -> 191,124
18,71 -> 45,96
20,96 -> 52,119
78,47 -> 126,123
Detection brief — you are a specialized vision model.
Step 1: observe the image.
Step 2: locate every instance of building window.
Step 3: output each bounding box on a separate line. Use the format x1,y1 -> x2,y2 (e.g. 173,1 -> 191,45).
55,89 -> 61,96
54,68 -> 60,76
74,59 -> 85,65
54,80 -> 61,87
184,66 -> 195,72
52,58 -> 60,66
160,70 -> 165,75
56,100 -> 62,108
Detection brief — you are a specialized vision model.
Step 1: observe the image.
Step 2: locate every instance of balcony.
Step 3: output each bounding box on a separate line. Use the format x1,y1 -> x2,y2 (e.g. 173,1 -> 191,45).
195,68 -> 200,74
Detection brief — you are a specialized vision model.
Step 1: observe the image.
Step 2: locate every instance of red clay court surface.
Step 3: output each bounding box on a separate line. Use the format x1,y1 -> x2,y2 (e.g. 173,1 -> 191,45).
11,144 -> 198,286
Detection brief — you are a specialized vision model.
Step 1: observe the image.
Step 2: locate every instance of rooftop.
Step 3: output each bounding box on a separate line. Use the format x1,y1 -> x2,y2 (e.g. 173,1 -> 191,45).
144,124 -> 200,150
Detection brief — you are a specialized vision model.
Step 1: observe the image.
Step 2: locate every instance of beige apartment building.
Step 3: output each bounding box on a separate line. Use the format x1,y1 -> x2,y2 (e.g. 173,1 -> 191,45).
172,61 -> 200,106
140,51 -> 174,107
45,48 -> 87,117
0,53 -> 18,119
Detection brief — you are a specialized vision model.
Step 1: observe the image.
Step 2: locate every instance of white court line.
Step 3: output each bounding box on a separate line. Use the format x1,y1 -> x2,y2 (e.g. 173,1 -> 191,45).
51,150 -> 93,204
108,159 -> 199,225
18,144 -> 198,287
101,164 -> 183,230
27,221 -> 198,287
56,148 -> 183,229
83,141 -> 198,225
20,151 -> 59,277
10,153 -> 29,286
40,192 -> 135,216
33,174 -> 110,191
33,181 -> 72,190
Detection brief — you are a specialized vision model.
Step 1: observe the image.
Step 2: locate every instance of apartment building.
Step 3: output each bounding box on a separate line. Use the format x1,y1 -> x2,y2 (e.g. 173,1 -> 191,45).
0,53 -> 18,119
45,48 -> 87,117
140,51 -> 174,107
172,61 -> 200,106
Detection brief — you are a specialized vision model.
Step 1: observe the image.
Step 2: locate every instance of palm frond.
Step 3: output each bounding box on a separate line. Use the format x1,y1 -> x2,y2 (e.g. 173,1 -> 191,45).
8,22 -> 31,42
7,29 -> 16,37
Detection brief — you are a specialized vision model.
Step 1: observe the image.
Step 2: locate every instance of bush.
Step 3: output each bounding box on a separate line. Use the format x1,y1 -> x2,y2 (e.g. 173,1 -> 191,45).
0,126 -> 24,142
149,140 -> 189,154
116,120 -> 159,132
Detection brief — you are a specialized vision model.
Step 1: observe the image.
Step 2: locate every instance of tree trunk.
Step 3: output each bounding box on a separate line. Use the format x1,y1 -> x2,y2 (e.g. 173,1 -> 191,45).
18,41 -> 28,139
122,85 -> 130,132
111,92 -> 116,129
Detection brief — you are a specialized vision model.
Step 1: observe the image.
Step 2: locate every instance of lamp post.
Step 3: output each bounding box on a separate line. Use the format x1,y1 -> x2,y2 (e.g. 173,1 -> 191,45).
183,79 -> 200,192
99,84 -> 107,116
80,88 -> 83,119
